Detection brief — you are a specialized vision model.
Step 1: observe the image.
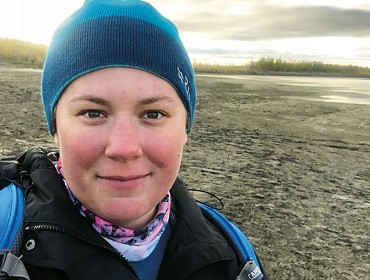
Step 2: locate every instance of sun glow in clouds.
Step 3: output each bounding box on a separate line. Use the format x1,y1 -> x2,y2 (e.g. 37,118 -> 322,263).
0,0 -> 369,67
0,0 -> 83,45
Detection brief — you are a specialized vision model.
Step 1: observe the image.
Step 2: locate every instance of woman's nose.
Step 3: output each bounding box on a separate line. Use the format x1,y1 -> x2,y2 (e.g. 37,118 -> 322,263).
104,119 -> 143,162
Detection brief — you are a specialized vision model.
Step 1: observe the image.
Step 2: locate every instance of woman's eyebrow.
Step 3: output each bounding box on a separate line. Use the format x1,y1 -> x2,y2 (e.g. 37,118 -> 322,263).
69,95 -> 174,106
140,96 -> 175,105
70,95 -> 110,106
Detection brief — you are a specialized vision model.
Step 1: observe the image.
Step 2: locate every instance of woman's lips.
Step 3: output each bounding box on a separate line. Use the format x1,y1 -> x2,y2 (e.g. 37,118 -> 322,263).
97,174 -> 150,190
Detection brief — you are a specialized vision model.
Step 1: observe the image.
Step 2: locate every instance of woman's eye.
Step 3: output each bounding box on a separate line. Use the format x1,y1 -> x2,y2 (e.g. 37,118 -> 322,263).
83,110 -> 104,118
144,111 -> 164,119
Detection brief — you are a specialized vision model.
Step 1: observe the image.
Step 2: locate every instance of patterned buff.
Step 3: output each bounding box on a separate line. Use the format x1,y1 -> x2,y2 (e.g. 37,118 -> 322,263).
55,159 -> 171,261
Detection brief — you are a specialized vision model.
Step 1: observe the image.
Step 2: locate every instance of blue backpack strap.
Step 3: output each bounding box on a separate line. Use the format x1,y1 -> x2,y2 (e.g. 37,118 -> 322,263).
0,149 -> 36,280
199,203 -> 264,279
0,183 -> 25,250
0,183 -> 30,280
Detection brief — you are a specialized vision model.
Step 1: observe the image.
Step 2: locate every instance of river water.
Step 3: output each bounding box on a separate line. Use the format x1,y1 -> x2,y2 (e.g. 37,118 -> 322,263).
198,74 -> 370,105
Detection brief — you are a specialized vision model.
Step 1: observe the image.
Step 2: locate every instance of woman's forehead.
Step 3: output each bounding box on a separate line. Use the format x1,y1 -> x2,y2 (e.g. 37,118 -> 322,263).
58,68 -> 183,107
67,67 -> 176,91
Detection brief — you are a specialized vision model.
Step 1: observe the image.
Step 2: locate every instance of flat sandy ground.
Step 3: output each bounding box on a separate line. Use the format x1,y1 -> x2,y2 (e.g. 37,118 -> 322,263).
1,66 -> 369,279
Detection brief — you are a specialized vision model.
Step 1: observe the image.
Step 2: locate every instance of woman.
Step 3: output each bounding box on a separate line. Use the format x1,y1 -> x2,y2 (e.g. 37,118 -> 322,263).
16,0 -> 269,279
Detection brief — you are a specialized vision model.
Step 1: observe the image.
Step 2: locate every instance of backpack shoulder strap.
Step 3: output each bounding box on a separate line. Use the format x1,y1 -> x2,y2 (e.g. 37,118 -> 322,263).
198,203 -> 264,280
0,248 -> 30,280
0,148 -> 47,280
0,183 -> 25,250
0,183 -> 30,280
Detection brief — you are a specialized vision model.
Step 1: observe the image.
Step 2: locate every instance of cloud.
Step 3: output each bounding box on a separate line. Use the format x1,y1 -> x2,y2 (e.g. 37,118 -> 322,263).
173,4 -> 370,41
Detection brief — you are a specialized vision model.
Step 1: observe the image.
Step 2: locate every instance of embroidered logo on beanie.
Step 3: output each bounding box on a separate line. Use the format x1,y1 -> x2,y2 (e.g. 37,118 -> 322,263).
177,67 -> 190,97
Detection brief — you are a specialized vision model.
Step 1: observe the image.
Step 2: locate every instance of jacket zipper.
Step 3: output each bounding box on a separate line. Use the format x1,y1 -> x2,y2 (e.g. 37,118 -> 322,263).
25,224 -> 139,278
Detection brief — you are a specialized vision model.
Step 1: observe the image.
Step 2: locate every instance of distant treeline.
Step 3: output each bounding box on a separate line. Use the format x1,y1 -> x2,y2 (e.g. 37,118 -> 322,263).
0,38 -> 47,68
194,57 -> 370,78
1,38 -> 370,78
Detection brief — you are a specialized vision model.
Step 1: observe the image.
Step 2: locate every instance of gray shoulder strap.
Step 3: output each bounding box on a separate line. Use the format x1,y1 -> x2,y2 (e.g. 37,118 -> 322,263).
0,251 -> 30,280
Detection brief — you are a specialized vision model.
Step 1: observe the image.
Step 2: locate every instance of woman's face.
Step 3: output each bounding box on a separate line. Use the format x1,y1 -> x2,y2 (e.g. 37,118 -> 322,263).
54,67 -> 188,229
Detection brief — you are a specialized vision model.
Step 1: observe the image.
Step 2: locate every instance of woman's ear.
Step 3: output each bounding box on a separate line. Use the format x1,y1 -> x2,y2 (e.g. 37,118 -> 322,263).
52,108 -> 59,147
54,132 -> 59,147
183,131 -> 188,146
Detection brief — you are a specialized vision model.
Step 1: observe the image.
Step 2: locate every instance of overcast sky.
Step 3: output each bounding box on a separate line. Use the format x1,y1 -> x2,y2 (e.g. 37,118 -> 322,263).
1,0 -> 370,67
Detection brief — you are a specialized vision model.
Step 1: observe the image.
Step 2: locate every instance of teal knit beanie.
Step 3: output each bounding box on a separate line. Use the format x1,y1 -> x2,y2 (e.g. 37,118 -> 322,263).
41,0 -> 196,134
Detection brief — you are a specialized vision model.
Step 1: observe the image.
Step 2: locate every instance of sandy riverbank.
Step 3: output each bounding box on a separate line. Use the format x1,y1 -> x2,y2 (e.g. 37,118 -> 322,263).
1,67 -> 369,279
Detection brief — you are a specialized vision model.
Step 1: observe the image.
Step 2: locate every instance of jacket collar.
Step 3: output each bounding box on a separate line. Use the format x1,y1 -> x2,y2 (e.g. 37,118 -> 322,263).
25,161 -> 108,246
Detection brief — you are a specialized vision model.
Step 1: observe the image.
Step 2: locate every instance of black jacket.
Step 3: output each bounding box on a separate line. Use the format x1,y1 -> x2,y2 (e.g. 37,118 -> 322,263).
18,152 -> 268,280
